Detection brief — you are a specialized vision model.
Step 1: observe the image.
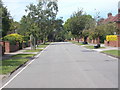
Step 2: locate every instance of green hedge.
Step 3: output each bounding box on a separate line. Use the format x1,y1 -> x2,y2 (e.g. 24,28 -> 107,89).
3,33 -> 24,45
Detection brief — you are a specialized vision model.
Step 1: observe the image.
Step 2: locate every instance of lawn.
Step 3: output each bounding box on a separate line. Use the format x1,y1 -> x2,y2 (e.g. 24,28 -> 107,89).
24,49 -> 43,52
38,42 -> 51,48
84,45 -> 105,49
101,50 -> 120,57
1,54 -> 35,74
70,41 -> 88,45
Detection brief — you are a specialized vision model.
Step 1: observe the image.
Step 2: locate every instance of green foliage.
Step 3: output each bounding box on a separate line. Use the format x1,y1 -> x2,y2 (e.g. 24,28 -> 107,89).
102,50 -> 120,57
64,10 -> 95,39
24,49 -> 43,52
9,19 -> 20,34
87,22 -> 117,43
84,45 -> 105,49
1,1 -> 11,37
18,0 -> 59,47
1,54 -> 35,74
3,33 -> 24,44
64,9 -> 117,43
23,36 -> 30,42
48,18 -> 64,42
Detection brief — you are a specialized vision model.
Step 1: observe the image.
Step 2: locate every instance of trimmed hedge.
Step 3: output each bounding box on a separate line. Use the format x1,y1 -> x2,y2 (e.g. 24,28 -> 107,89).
106,35 -> 118,41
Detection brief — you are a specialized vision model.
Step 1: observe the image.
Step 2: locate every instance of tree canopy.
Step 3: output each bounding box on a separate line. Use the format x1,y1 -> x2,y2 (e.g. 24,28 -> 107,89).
0,0 -> 11,37
64,9 -> 95,42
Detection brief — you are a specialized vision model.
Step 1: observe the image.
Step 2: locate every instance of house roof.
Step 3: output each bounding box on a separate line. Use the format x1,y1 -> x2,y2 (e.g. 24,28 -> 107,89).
102,14 -> 118,24
98,13 -> 119,25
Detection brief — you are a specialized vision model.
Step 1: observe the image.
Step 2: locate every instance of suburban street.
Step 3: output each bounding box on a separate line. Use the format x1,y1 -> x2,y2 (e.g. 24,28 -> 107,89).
3,42 -> 118,88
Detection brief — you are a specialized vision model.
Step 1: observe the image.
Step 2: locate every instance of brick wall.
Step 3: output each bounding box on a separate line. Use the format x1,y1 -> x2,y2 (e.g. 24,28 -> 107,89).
5,41 -> 19,53
0,41 -> 32,54
80,37 -> 100,44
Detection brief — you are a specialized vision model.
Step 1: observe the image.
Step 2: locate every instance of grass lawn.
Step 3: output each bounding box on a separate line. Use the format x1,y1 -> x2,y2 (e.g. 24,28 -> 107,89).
38,42 -> 51,48
24,49 -> 43,52
12,54 -> 35,58
70,41 -> 88,45
84,45 -> 105,49
101,50 -> 120,57
1,54 -> 35,74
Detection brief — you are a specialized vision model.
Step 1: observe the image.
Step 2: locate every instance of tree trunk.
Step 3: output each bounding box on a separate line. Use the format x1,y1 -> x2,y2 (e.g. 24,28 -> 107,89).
30,34 -> 36,50
84,37 -> 87,42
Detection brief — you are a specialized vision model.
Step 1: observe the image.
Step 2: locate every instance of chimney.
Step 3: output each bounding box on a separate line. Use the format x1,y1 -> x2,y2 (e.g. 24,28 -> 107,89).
108,13 -> 112,18
118,1 -> 120,13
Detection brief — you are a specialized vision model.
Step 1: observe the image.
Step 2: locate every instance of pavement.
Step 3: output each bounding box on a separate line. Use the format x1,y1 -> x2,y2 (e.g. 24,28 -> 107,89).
0,46 -> 44,84
83,43 -> 119,52
2,47 -> 44,60
1,42 -> 118,88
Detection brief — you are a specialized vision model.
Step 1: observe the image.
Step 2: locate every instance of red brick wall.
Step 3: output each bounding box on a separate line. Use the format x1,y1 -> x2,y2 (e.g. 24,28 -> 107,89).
5,41 -> 19,53
5,41 -> 10,53
75,37 -> 100,44
86,37 -> 100,44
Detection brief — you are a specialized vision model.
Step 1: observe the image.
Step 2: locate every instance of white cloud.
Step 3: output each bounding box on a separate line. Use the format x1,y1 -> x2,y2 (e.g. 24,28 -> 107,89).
2,0 -> 119,22
57,0 -> 119,21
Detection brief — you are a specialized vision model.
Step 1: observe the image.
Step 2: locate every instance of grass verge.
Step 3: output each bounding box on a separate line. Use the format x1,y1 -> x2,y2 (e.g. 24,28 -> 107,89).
1,42 -> 51,75
24,49 -> 43,52
84,45 -> 105,49
1,54 -> 35,74
70,41 -> 88,45
101,50 -> 120,58
38,42 -> 51,48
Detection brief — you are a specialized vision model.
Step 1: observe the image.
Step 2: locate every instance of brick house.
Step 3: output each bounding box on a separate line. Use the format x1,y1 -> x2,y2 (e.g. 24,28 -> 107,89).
97,13 -> 118,25
97,11 -> 120,47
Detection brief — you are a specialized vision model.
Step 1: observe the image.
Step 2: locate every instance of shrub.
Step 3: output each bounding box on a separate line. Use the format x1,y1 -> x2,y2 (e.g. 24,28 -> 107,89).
106,35 -> 118,41
3,33 -> 24,44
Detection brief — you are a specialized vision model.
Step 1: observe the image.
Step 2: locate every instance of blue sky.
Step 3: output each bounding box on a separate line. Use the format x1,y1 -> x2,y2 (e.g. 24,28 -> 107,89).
2,0 -> 119,22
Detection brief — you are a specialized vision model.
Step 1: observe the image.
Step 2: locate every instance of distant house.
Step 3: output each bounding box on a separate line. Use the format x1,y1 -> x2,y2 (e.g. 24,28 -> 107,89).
97,13 -> 118,25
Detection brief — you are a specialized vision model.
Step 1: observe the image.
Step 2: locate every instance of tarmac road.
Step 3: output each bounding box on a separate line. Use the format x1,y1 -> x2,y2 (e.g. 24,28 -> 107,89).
3,42 -> 118,88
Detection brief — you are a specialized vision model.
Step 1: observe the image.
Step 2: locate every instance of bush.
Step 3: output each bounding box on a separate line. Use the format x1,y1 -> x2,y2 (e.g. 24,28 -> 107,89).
106,35 -> 118,41
3,33 -> 24,45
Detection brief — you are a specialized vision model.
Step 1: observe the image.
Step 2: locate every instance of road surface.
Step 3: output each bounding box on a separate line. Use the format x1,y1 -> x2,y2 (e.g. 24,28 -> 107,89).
3,42 -> 118,88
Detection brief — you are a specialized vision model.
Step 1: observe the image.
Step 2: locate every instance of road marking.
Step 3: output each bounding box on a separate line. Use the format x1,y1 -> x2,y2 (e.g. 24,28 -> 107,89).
0,45 -> 50,90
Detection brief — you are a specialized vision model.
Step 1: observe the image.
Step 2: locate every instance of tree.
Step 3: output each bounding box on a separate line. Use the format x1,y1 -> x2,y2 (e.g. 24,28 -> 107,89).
87,22 -> 117,43
19,0 -> 59,49
9,19 -> 20,34
1,0 -> 11,37
82,29 -> 90,42
64,9 -> 94,42
48,18 -> 64,41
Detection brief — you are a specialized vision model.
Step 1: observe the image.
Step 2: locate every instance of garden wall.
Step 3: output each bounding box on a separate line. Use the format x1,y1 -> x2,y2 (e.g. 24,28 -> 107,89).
5,41 -> 19,53
78,37 -> 100,44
